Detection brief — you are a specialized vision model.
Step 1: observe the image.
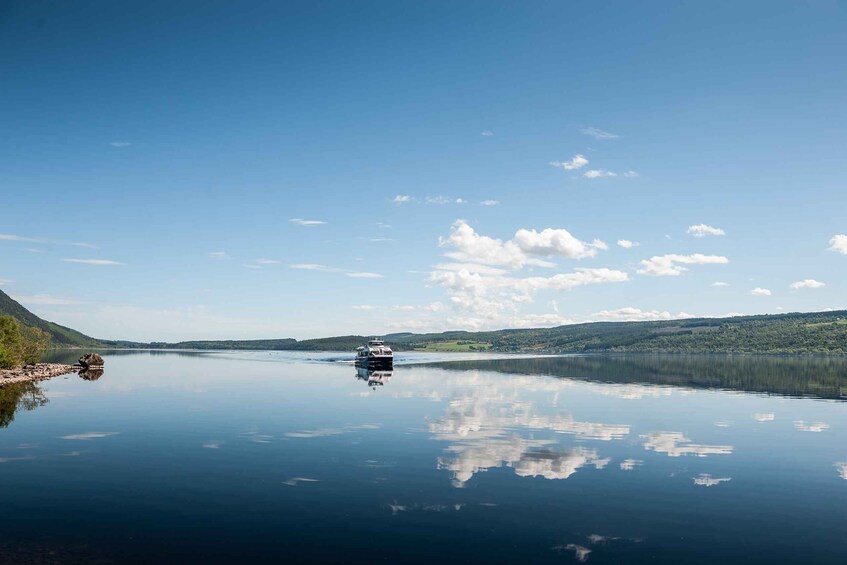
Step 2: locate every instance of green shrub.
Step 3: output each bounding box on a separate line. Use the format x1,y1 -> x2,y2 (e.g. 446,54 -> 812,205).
0,315 -> 51,368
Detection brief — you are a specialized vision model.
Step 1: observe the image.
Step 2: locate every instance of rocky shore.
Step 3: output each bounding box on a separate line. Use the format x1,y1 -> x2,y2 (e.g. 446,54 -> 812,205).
0,363 -> 78,387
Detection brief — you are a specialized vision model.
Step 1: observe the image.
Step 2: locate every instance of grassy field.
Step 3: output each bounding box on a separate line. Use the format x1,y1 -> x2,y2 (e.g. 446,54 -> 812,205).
805,319 -> 847,328
412,340 -> 492,352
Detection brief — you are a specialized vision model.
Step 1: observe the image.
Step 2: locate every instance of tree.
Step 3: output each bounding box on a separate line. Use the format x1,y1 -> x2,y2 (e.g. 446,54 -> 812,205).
0,315 -> 23,369
0,315 -> 51,368
20,325 -> 50,365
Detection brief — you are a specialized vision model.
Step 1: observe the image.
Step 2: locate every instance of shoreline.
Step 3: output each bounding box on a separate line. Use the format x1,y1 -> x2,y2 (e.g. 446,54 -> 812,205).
0,363 -> 78,388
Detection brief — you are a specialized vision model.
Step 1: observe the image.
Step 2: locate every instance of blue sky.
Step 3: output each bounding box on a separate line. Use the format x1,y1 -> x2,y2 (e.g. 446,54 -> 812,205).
1,0 -> 846,341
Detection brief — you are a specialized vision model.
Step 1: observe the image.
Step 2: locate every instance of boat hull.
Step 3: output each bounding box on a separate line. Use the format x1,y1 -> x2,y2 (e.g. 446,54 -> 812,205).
355,355 -> 393,368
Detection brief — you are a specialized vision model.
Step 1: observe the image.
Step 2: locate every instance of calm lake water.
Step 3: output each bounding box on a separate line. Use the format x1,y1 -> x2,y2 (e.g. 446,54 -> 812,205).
2,351 -> 846,563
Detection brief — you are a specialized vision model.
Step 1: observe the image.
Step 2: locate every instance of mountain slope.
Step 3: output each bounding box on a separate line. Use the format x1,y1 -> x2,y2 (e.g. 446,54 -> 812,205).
0,288 -> 102,347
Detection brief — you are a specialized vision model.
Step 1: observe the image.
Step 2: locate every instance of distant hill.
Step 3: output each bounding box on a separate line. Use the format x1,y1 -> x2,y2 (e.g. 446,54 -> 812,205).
108,310 -> 847,354
387,311 -> 847,354
3,285 -> 846,354
0,288 -> 102,348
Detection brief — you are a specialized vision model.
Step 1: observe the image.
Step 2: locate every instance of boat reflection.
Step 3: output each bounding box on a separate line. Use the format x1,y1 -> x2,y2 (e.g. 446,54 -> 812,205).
355,367 -> 393,389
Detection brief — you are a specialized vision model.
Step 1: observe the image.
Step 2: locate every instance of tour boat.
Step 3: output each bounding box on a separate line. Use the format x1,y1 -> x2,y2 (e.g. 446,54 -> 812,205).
355,337 -> 393,368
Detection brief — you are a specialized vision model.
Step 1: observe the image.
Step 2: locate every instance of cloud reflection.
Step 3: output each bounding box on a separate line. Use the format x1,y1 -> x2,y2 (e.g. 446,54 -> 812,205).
514,447 -> 610,480
423,371 -> 630,487
641,432 -> 733,457
793,420 -> 829,433
61,432 -> 119,440
619,459 -> 643,471
283,477 -> 320,486
553,544 -> 592,562
693,474 -> 731,487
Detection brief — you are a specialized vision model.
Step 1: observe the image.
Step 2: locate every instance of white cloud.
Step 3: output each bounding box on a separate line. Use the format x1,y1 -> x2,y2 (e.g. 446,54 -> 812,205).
430,267 -> 628,322
514,228 -> 608,259
289,263 -> 344,272
617,239 -> 639,249
440,221 -> 541,269
10,294 -> 84,305
753,413 -> 775,422
441,221 -> 606,269
637,254 -> 729,276
289,218 -> 326,226
789,279 -> 825,290
424,221 -> 631,329
392,195 -> 412,204
0,233 -> 95,248
109,141 -> 132,147
481,130 -> 494,137
580,127 -> 619,140
352,305 -> 375,310
583,169 -> 617,178
480,199 -> 499,206
750,287 -> 772,296
255,258 -> 280,265
61,258 -> 123,266
836,462 -> 847,480
687,224 -> 725,238
1,234 -> 31,242
549,154 -> 589,171
207,251 -> 230,260
590,307 -> 694,322
433,262 -> 510,275
793,420 -> 829,433
693,474 -> 731,487
623,170 -> 639,178
827,234 -> 847,254
426,196 -> 466,205
0,279 -> 13,286
711,281 -> 730,287
289,264 -> 382,279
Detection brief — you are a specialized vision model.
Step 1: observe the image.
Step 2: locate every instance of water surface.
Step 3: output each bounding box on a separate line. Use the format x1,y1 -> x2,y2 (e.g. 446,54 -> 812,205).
2,352 -> 846,563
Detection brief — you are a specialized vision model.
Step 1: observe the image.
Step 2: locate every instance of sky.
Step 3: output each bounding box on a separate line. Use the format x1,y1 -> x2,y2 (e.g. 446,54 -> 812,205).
1,0 -> 846,341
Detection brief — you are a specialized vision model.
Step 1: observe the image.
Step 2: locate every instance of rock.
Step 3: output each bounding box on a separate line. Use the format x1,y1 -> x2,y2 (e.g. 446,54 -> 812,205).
78,353 -> 104,368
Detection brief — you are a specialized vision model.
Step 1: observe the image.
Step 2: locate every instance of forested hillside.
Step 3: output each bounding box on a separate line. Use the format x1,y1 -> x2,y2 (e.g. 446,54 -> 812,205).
0,289 -> 101,348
